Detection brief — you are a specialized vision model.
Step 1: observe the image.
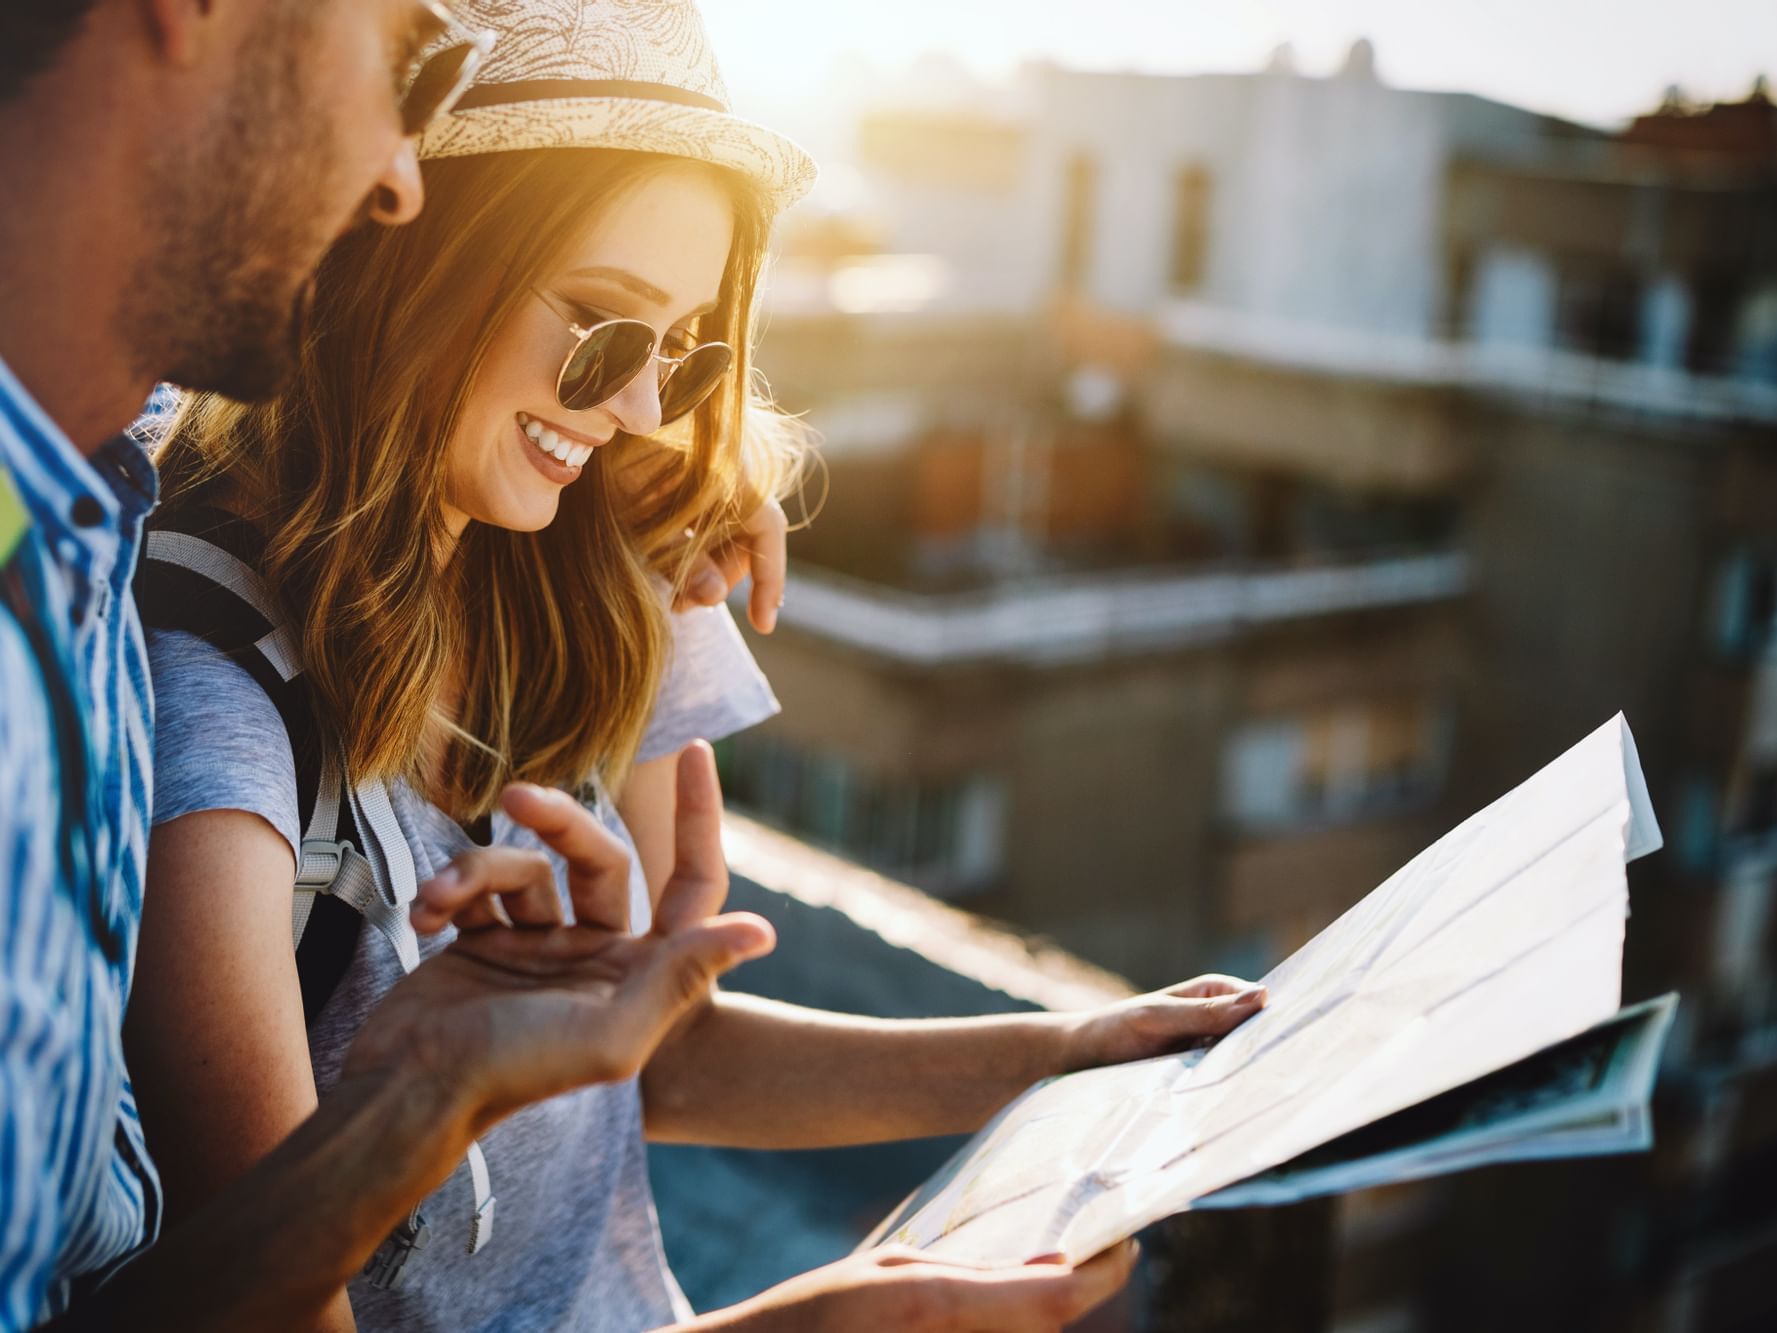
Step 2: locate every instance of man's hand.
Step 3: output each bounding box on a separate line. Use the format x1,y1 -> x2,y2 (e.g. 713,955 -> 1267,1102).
695,1242 -> 1140,1332
675,495 -> 787,633
1059,974 -> 1267,1072
346,746 -> 774,1134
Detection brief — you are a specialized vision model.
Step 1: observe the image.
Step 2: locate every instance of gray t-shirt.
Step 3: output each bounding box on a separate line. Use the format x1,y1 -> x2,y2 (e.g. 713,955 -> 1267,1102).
147,604 -> 777,1333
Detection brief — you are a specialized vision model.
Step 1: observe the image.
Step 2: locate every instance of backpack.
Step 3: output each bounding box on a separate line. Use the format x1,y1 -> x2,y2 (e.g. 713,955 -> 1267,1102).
134,503 -> 494,1284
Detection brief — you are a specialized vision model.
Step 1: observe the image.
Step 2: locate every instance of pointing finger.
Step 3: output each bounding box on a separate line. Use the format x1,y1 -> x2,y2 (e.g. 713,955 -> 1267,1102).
651,742 -> 731,934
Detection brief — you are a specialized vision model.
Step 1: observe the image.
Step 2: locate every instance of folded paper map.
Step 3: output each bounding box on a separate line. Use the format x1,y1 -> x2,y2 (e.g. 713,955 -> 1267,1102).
865,714 -> 1674,1263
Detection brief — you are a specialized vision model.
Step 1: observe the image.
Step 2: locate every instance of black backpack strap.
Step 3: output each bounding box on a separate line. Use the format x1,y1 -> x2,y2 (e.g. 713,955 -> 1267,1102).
135,505 -> 362,1026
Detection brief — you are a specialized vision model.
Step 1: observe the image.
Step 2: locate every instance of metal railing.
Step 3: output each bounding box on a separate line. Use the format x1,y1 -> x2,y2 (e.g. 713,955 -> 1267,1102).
772,550 -> 1469,666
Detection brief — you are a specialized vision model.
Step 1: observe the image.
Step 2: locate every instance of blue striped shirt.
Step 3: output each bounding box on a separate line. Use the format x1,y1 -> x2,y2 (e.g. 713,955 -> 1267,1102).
0,355 -> 160,1329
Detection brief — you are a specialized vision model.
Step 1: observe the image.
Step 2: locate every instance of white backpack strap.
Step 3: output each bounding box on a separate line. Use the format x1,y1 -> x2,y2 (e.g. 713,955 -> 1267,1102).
297,761 -> 494,1255
145,529 -> 304,686
293,748 -> 348,947
144,529 -> 280,619
292,759 -> 422,972
466,1140 -> 496,1254
345,777 -> 422,973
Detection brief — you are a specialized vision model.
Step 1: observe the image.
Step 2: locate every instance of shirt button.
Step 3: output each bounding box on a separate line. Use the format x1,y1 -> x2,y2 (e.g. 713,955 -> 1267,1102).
71,496 -> 104,527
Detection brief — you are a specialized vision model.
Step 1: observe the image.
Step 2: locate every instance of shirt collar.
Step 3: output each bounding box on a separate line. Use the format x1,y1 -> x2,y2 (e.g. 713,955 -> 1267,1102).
0,355 -> 159,601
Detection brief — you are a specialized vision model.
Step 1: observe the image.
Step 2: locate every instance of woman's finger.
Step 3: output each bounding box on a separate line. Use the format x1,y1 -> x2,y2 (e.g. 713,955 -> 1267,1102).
652,742 -> 731,935
930,1238 -> 1139,1328
676,551 -> 728,610
412,846 -> 563,933
1146,988 -> 1268,1039
743,499 -> 787,634
497,783 -> 631,932
1164,973 -> 1258,999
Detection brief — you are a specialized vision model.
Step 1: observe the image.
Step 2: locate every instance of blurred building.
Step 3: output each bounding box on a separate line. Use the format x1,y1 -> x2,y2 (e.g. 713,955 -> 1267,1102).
721,50 -> 1777,1333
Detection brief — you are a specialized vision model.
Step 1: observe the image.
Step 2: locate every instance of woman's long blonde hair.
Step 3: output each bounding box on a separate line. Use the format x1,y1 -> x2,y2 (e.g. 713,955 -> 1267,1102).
155,148 -> 807,818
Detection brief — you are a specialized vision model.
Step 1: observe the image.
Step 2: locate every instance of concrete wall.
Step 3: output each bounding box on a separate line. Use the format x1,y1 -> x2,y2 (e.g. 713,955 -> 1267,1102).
847,65 -> 1558,341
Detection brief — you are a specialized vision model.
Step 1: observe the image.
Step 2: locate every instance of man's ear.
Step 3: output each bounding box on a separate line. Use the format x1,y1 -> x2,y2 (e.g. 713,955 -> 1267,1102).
139,0 -> 222,68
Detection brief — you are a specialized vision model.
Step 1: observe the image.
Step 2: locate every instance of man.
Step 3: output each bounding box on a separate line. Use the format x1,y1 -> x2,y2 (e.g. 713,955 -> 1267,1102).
0,2 -> 1137,1329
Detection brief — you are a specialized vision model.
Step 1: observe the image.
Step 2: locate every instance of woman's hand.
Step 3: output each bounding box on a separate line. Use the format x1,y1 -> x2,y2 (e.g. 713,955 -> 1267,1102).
690,1241 -> 1140,1332
1059,975 -> 1268,1073
675,495 -> 788,632
354,744 -> 773,1130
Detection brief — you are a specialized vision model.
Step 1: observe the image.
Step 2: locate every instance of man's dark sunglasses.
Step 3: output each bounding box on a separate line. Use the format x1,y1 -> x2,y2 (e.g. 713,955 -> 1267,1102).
399,1 -> 497,136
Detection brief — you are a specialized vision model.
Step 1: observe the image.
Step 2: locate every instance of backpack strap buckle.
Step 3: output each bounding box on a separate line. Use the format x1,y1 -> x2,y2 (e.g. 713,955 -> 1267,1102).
292,837 -> 356,948
295,837 -> 353,890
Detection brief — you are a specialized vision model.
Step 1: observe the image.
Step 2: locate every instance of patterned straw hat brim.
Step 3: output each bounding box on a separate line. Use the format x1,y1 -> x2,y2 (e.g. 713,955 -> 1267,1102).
416,0 -> 817,212
420,96 -> 817,211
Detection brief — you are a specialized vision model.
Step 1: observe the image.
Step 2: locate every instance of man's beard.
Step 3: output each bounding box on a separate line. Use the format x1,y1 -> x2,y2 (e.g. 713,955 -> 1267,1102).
123,17 -> 365,403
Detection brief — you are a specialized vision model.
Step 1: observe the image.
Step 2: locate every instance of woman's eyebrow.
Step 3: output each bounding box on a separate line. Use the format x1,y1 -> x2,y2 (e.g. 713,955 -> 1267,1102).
564,266 -> 718,318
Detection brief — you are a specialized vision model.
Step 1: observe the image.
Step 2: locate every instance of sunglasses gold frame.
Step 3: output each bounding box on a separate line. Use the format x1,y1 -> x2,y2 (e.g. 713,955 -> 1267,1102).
536,292 -> 735,426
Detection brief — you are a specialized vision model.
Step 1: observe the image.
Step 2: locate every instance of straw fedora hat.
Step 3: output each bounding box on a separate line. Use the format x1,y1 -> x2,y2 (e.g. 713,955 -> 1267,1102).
417,0 -> 817,211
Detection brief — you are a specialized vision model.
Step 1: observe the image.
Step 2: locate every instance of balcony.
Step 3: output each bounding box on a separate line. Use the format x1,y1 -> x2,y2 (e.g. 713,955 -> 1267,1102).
1154,299 -> 1777,428
769,551 -> 1469,668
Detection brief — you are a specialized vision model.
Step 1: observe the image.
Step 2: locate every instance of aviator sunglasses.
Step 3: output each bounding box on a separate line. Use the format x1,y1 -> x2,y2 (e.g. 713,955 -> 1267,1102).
398,1 -> 498,136
536,292 -> 736,426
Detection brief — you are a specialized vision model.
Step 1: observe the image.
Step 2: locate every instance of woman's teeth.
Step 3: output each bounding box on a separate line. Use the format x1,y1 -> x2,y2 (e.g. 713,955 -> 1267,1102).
518,413 -> 593,468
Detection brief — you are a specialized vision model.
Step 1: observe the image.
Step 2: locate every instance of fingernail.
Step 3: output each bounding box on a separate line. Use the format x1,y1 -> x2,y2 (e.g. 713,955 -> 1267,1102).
426,866 -> 461,892
1235,985 -> 1267,1004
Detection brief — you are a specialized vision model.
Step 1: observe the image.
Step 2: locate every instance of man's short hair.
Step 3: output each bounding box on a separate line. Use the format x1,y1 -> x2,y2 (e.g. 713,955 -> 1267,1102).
1,2 -> 102,103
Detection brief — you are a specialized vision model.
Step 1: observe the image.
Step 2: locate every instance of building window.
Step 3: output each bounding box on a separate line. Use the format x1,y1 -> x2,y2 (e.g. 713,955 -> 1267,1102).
1686,272 -> 1745,376
1711,552 -> 1777,659
717,736 -> 1007,898
1169,165 -> 1212,293
1221,698 -> 1454,832
1554,264 -> 1642,360
1673,775 -> 1722,875
1440,246 -> 1477,340
1725,761 -> 1777,843
1057,151 -> 1097,291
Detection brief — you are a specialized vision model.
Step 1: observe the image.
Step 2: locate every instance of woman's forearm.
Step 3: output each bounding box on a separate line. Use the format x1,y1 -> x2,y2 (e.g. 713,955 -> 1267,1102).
641,992 -> 1073,1147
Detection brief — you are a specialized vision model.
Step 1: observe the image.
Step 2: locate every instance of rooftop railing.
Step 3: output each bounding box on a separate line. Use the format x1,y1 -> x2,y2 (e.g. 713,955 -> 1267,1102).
1157,299 -> 1777,427
771,550 -> 1469,666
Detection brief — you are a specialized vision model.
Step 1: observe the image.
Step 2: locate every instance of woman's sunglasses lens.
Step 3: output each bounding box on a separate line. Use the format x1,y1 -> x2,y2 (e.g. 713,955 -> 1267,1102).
401,43 -> 477,135
558,322 -> 657,412
659,344 -> 734,425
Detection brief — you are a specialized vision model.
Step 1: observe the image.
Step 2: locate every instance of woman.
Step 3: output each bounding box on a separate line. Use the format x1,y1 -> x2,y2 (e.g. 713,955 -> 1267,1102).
125,3 -> 1266,1330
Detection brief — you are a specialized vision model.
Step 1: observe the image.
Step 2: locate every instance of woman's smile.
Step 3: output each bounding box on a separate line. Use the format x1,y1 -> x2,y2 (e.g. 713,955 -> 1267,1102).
515,410 -> 604,483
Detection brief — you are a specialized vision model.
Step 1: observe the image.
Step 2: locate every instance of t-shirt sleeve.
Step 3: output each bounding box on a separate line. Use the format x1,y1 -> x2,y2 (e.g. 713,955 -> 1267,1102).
636,603 -> 780,764
146,628 -> 302,867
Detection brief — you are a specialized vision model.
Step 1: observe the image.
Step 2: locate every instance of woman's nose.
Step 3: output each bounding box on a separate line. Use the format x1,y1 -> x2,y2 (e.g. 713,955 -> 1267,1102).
599,361 -> 664,438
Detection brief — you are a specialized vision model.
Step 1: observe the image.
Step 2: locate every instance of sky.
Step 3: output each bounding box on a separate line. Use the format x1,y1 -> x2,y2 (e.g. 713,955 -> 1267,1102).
705,0 -> 1776,130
